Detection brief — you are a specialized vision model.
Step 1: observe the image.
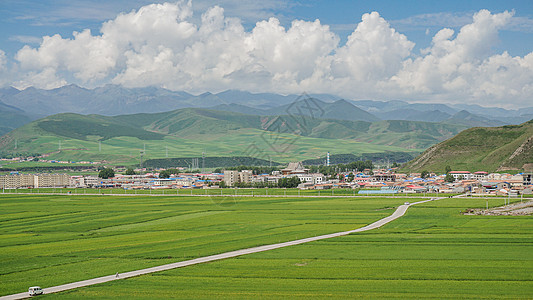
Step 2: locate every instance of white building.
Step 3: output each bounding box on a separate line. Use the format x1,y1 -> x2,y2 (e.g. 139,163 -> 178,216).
294,173 -> 324,184
449,171 -> 472,181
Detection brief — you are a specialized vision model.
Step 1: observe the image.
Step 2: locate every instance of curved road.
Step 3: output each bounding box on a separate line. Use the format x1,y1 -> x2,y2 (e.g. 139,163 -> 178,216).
1,197 -> 441,300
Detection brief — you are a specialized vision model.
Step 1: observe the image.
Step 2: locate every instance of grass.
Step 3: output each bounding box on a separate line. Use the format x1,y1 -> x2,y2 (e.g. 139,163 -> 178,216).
55,197 -> 533,299
1,187 -> 454,198
405,120 -> 533,172
3,109 -> 439,165
0,194 -> 407,296
3,128 -> 416,166
1,195 -> 531,298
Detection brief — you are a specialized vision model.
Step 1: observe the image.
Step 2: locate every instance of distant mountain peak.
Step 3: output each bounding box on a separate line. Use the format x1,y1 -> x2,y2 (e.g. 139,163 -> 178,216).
452,110 -> 472,118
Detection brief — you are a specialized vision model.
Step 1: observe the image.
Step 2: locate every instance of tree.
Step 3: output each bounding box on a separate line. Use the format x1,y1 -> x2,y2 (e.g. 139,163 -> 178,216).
124,168 -> 136,175
445,165 -> 452,174
347,173 -> 355,182
159,170 -> 171,178
445,173 -> 454,182
338,174 -> 344,182
98,168 -> 115,179
278,176 -> 301,188
421,170 -> 429,179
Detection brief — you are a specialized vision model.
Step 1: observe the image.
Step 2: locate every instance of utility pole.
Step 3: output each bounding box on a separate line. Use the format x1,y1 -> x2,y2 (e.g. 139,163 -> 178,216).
140,150 -> 145,174
202,152 -> 205,173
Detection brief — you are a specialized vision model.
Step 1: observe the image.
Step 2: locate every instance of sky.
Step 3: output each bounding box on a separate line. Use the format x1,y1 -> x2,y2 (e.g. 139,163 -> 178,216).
0,0 -> 532,108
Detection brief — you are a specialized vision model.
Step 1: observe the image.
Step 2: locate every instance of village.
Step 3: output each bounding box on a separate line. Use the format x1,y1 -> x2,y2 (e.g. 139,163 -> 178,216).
1,161 -> 532,196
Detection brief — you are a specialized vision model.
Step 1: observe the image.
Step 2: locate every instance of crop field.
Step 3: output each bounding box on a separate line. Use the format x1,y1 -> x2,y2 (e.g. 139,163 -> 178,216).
0,194 -> 407,296
1,195 -> 531,298
2,187 -> 459,198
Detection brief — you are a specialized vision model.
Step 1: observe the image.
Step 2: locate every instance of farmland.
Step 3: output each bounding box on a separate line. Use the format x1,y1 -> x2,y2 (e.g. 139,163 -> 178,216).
1,195 -> 532,298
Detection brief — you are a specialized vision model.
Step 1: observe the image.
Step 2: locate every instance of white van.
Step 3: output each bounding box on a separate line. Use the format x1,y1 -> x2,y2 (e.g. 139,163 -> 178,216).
28,286 -> 43,296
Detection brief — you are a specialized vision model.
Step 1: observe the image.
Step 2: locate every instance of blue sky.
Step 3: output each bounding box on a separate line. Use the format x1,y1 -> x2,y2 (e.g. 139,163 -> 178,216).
2,0 -> 531,56
0,0 -> 532,108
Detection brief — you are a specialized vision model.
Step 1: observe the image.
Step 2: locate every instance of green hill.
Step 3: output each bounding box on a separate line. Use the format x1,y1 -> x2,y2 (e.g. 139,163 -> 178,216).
36,113 -> 165,141
143,156 -> 280,169
404,120 -> 533,172
0,108 -> 467,165
0,101 -> 33,136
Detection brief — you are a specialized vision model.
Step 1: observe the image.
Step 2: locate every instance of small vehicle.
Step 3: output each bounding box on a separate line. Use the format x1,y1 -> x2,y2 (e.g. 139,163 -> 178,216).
404,202 -> 410,205
29,286 -> 43,296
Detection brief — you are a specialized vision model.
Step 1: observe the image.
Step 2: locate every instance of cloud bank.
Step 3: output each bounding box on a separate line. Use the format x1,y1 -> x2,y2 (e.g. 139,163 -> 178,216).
3,1 -> 533,107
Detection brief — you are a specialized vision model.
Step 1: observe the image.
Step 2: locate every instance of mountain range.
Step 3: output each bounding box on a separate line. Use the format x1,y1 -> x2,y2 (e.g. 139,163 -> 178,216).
1,84 -> 532,138
0,105 -> 470,165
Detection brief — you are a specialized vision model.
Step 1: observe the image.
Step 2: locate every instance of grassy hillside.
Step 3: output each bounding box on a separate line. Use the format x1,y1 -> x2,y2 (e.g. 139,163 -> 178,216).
0,101 -> 33,136
404,120 -> 533,172
303,152 -> 418,165
143,156 -> 280,169
0,108 -> 467,165
36,113 -> 165,141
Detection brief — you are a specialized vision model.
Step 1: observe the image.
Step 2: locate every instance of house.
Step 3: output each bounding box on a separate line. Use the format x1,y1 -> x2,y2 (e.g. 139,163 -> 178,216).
523,173 -> 532,186
294,173 -> 324,185
472,171 -> 488,180
281,162 -> 309,175
372,173 -> 396,182
403,184 -> 427,193
449,171 -> 472,181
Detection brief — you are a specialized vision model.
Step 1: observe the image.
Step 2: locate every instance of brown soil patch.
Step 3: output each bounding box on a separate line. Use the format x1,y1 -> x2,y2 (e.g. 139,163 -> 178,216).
463,200 -> 533,216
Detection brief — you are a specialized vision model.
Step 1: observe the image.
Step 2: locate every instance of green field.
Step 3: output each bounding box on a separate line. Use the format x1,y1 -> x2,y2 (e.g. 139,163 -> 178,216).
1,195 -> 532,298
1,187 -> 453,198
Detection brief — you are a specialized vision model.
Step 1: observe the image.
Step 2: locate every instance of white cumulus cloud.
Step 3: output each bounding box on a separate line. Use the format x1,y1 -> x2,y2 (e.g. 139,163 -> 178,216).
7,2 -> 533,108
389,10 -> 533,107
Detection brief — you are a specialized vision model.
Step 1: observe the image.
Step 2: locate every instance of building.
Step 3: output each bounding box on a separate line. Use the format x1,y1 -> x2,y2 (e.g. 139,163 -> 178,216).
294,173 -> 324,185
449,171 -> 472,181
372,173 -> 396,182
223,170 -> 252,187
472,171 -> 488,181
0,173 -> 69,189
0,174 -> 34,189
523,173 -> 532,186
34,174 -> 69,188
238,170 -> 253,184
223,170 -> 238,186
281,162 -> 309,175
84,176 -> 99,188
